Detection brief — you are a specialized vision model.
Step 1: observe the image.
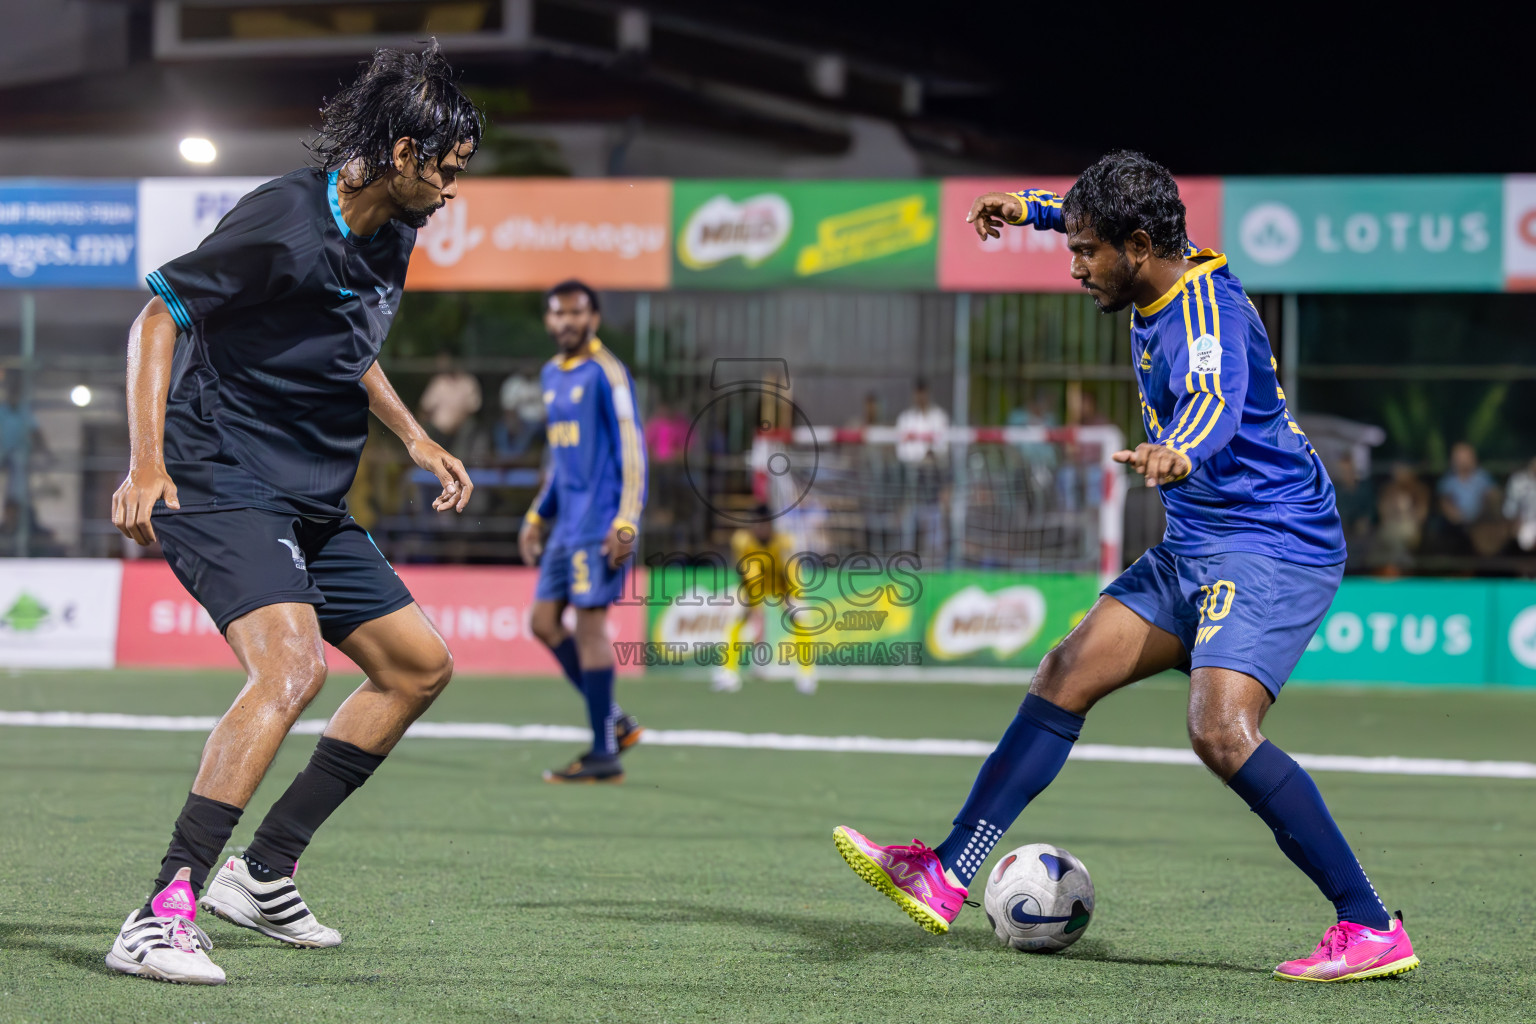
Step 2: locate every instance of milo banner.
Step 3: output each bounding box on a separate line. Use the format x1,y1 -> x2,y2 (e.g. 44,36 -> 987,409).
639,564 -> 1095,671
671,180 -> 940,290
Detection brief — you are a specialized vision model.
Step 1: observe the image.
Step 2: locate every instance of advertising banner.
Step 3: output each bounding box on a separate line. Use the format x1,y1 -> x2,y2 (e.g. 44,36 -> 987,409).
406,179 -> 671,291
0,559 -> 122,667
937,177 -> 1223,292
1489,582 -> 1536,687
1223,177 -> 1503,291
921,572 -> 1098,667
0,182 -> 137,288
116,561 -> 645,676
672,180 -> 940,289
1502,175 -> 1536,291
136,177 -> 270,281
644,565 -> 1095,670
1293,579 -> 1492,685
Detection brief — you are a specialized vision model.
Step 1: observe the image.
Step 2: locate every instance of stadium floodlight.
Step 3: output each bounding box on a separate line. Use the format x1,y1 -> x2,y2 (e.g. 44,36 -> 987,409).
179,137 -> 217,164
70,385 -> 91,407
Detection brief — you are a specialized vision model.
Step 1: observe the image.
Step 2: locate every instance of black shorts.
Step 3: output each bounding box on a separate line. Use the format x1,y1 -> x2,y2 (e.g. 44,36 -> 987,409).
154,508 -> 414,645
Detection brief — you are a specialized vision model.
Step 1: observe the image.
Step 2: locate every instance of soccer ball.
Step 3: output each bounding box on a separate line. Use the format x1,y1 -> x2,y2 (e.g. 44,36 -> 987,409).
982,843 -> 1094,952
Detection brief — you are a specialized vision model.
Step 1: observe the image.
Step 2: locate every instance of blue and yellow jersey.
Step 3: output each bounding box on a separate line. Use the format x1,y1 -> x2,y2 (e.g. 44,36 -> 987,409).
731,528 -> 798,602
527,339 -> 647,548
1130,254 -> 1342,564
1007,188 -> 1344,565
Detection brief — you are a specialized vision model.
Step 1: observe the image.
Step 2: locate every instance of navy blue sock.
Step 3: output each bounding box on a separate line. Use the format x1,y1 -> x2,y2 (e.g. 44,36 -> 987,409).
934,693 -> 1084,887
549,637 -> 585,695
1228,740 -> 1390,930
583,666 -> 618,757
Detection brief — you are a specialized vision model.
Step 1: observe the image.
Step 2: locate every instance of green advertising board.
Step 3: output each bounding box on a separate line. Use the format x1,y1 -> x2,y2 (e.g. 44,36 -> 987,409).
920,572 -> 1097,668
1292,579 -> 1492,685
1223,177 -> 1503,292
641,564 -> 1096,671
672,180 -> 940,289
1490,581 -> 1536,687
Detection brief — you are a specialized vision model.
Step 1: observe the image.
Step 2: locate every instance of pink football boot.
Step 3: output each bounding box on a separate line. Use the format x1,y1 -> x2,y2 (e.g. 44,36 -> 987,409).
1274,915 -> 1420,982
832,825 -> 967,935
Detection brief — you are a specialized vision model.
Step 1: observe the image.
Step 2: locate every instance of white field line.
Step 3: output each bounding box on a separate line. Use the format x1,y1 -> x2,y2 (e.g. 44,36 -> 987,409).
1,710 -> 1533,781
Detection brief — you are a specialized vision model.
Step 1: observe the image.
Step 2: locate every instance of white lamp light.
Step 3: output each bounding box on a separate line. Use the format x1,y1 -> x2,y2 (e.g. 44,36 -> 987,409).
179,137 -> 217,164
70,385 -> 91,407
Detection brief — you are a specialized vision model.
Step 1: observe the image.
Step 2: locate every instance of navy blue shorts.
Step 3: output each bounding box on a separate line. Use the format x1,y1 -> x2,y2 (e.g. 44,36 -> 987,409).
1102,544 -> 1343,698
534,541 -> 628,608
154,508 -> 414,645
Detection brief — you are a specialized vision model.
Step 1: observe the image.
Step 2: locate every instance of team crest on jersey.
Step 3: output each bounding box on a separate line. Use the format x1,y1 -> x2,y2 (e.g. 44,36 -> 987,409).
1140,347 -> 1152,371
570,385 -> 584,403
375,285 -> 392,315
1191,333 -> 1221,374
543,390 -> 555,405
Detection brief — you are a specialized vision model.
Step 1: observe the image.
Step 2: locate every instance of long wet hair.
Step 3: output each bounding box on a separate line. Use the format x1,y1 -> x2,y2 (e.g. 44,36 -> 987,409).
308,40 -> 483,189
1063,150 -> 1188,259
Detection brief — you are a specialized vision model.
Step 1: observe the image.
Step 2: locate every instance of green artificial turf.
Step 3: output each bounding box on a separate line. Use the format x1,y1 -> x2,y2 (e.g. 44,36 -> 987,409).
0,670 -> 1532,1023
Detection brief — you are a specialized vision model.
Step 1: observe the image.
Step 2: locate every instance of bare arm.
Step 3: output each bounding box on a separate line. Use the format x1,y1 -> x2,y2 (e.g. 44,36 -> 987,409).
362,361 -> 473,513
111,297 -> 181,545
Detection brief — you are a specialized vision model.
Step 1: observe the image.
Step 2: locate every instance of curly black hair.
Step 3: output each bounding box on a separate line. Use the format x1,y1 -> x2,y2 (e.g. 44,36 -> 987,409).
545,279 -> 602,313
1062,151 -> 1188,259
308,40 -> 483,189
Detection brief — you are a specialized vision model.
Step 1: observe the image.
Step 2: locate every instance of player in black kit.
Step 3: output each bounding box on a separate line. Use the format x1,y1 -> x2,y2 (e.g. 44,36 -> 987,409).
105,44 -> 480,985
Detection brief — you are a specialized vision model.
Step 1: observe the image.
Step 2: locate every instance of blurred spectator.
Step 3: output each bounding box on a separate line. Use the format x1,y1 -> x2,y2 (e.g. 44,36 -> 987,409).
895,379 -> 948,563
846,390 -> 881,429
895,380 -> 948,464
1332,458 -> 1376,570
1078,389 -> 1110,426
417,353 -> 482,448
1438,443 -> 1497,525
494,374 -> 545,461
1375,462 -> 1429,570
1008,389 -> 1060,492
1504,456 -> 1536,552
644,402 -> 689,463
0,369 -> 46,530
1436,442 -> 1503,555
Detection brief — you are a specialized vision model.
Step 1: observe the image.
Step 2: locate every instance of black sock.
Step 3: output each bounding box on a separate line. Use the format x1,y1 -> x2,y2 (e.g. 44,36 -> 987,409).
242,851 -> 284,883
245,737 -> 385,877
148,792 -> 244,906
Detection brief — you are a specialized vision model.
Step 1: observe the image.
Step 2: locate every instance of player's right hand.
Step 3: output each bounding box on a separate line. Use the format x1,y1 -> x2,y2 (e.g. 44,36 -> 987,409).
112,463 -> 180,546
966,192 -> 1025,240
518,518 -> 546,567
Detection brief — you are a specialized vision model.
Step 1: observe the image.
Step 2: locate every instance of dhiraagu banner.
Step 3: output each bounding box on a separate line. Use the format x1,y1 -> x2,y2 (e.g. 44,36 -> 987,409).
672,180 -> 939,289
1224,177 -> 1503,291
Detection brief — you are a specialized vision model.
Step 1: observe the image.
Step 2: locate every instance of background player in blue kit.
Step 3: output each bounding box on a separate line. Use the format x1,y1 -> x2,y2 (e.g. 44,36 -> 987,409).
105,45 -> 480,985
520,280 -> 648,783
833,152 -> 1419,983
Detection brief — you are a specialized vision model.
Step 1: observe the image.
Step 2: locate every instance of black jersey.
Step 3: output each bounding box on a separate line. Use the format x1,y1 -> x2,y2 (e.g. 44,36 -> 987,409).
145,168 -> 414,518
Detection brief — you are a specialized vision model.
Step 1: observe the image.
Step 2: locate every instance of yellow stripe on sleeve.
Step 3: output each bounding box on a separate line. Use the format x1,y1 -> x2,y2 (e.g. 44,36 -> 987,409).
594,349 -> 646,526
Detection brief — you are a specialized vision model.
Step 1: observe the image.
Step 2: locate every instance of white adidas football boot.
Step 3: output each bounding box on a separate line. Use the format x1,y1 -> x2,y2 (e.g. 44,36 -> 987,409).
105,868 -> 225,985
200,856 -> 341,948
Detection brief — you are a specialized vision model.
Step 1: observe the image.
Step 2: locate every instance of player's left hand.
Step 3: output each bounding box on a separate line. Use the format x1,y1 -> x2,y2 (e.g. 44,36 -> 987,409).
408,438 -> 474,512
1114,443 -> 1192,487
602,521 -> 636,569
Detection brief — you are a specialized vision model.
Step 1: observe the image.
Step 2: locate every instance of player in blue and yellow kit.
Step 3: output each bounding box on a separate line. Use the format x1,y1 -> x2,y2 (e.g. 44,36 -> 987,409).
520,280 -> 647,783
834,152 -> 1418,983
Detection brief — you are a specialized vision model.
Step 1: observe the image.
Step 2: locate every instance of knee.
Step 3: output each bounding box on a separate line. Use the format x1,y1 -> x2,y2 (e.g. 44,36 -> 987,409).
1187,714 -> 1257,779
250,652 -> 328,716
1028,644 -> 1083,710
407,645 -> 454,704
530,609 -> 564,647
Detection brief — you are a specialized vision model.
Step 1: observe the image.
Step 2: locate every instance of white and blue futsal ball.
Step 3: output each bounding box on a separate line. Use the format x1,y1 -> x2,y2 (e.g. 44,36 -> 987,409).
982,843 -> 1094,952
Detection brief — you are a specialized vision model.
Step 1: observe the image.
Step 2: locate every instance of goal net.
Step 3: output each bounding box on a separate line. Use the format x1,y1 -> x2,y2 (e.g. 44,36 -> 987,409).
751,424 -> 1127,581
